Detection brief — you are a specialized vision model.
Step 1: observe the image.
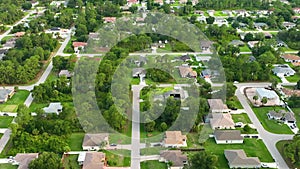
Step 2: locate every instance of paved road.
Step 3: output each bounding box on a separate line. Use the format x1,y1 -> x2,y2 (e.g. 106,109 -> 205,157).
131,85 -> 147,169
235,83 -> 294,169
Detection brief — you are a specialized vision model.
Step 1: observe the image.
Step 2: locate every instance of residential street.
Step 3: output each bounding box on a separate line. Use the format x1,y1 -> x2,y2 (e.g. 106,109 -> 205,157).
131,85 -> 147,169
0,129 -> 11,153
235,83 -> 294,169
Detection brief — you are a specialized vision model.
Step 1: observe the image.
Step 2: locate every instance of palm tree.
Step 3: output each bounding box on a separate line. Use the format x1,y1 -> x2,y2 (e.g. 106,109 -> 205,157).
261,97 -> 268,106
253,95 -> 258,104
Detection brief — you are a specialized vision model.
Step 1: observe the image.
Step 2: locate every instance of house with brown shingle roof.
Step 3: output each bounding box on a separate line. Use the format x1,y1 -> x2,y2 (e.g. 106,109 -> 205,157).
281,54 -> 300,66
13,153 -> 39,169
163,131 -> 187,148
72,42 -> 88,53
82,133 -> 109,151
224,150 -> 261,168
209,113 -> 235,130
178,66 -> 197,78
82,152 -> 105,169
159,150 -> 188,169
214,130 -> 243,144
207,99 -> 229,113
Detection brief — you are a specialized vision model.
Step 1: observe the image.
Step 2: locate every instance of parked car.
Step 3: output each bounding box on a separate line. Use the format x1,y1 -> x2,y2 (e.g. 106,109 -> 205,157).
3,113 -> 8,116
110,143 -> 117,146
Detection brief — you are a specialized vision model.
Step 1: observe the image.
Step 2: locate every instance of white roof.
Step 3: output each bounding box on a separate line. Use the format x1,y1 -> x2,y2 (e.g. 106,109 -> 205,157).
78,152 -> 86,162
43,102 -> 63,114
256,88 -> 278,99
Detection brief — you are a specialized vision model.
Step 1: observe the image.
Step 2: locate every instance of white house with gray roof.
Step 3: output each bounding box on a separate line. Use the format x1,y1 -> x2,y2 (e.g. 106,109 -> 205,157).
214,130 -> 243,144
272,64 -> 295,77
42,102 -> 63,115
0,88 -> 14,103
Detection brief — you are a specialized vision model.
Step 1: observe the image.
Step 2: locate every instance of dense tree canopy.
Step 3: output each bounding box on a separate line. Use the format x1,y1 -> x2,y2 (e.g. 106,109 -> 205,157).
29,152 -> 62,169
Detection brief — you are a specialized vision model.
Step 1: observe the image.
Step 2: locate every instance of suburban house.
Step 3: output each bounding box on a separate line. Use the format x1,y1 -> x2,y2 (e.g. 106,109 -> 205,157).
79,152 -> 106,169
209,113 -> 235,130
207,99 -> 229,113
179,55 -> 192,62
127,0 -> 139,7
263,32 -> 272,39
132,55 -> 147,67
247,41 -> 259,48
59,70 -> 73,79
214,17 -> 228,26
103,17 -> 117,23
163,87 -> 188,100
178,66 -> 197,78
0,88 -> 14,103
159,150 -> 188,169
200,40 -> 213,53
163,131 -> 187,148
229,40 -> 244,47
15,32 -> 25,37
282,22 -> 296,30
254,22 -> 268,29
293,7 -> 300,14
256,88 -> 279,101
281,54 -> 300,65
42,102 -> 63,115
13,153 -> 39,169
268,110 -> 296,124
154,0 -> 164,5
82,133 -> 109,151
224,150 -> 261,169
214,130 -> 244,144
132,68 -> 146,78
207,10 -> 215,16
272,64 -> 295,77
195,55 -> 211,62
72,42 -> 88,53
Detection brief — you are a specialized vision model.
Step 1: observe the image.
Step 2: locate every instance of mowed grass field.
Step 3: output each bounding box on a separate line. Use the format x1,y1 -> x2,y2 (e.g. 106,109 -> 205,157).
0,116 -> 13,128
141,160 -> 167,169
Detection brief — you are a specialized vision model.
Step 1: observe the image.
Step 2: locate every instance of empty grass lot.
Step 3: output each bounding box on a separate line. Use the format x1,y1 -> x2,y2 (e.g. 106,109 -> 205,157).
102,150 -> 130,167
205,138 -> 274,169
63,155 -> 81,169
232,113 -> 252,124
252,107 -> 293,134
141,160 -> 167,169
0,116 -> 13,128
276,140 -> 299,169
67,133 -> 85,151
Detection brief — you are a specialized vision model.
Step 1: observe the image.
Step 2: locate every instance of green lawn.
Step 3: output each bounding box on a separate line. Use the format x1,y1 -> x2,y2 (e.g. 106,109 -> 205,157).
292,108 -> 300,129
141,160 -> 167,169
214,11 -> 228,17
140,124 -> 163,143
239,45 -> 251,52
187,132 -> 203,148
276,140 -> 299,169
252,107 -> 293,134
232,113 -> 251,124
102,150 -> 130,167
63,155 -> 81,169
0,90 -> 30,112
140,147 -> 166,156
0,164 -> 17,169
28,102 -> 48,112
286,74 -> 300,83
67,133 -> 85,151
109,133 -> 132,144
205,138 -> 274,169
0,116 -> 13,128
6,90 -> 30,105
